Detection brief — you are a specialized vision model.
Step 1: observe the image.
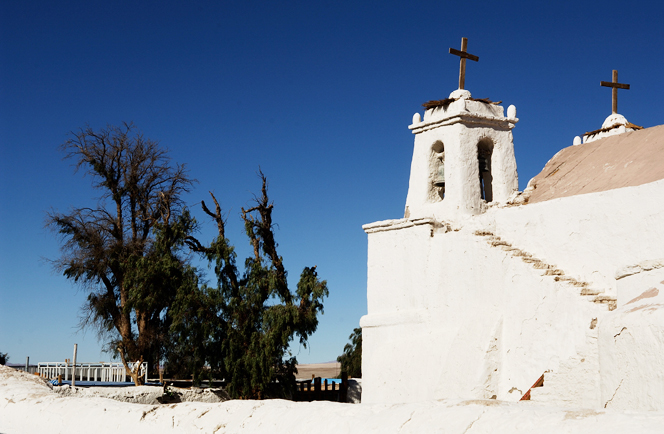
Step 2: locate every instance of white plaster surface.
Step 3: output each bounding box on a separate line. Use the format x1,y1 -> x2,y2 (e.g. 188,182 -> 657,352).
3,366 -> 664,434
405,96 -> 518,220
598,277 -> 664,411
489,179 -> 664,295
449,88 -> 471,99
615,261 -> 664,307
364,118 -> 664,410
602,113 -> 629,130
583,113 -> 640,143
529,341 -> 601,409
361,219 -> 611,406
506,104 -> 516,120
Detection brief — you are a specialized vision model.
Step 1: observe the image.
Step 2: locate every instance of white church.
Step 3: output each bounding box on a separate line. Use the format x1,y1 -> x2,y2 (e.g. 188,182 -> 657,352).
360,40 -> 664,411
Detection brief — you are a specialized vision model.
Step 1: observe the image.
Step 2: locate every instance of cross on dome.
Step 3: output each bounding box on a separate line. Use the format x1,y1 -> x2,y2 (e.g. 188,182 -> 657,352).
449,37 -> 479,90
600,70 -> 630,114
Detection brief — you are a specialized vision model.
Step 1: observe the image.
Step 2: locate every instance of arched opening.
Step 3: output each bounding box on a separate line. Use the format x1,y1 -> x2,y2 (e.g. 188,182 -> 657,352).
430,141 -> 445,201
477,139 -> 493,202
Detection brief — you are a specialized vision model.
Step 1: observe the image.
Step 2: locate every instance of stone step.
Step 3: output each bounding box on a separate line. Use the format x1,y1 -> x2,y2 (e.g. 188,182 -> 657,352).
580,287 -> 602,296
476,231 -> 614,311
593,295 -> 617,311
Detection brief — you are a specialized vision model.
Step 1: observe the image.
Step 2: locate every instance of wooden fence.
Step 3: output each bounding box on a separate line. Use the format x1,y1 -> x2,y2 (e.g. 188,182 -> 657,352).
293,373 -> 348,402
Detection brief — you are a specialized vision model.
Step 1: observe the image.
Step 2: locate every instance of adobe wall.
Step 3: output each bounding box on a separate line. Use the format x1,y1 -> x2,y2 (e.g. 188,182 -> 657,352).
362,178 -> 664,406
361,218 -> 606,405
598,269 -> 664,411
404,95 -> 518,222
485,178 -> 664,296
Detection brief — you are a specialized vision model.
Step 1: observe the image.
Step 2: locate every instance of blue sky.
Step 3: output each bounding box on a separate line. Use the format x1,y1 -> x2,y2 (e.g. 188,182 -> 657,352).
1,0 -> 663,366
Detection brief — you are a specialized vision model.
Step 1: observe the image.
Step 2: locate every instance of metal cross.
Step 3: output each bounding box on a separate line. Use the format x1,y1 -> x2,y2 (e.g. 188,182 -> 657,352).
449,37 -> 479,90
600,70 -> 630,114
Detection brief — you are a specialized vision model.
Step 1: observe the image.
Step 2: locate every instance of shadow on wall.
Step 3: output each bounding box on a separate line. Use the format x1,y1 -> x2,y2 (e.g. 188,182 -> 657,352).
347,379 -> 362,403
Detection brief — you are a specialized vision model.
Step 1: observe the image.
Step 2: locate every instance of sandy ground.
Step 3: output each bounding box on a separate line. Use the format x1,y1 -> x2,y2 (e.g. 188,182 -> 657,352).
2,366 -> 664,433
294,362 -> 341,380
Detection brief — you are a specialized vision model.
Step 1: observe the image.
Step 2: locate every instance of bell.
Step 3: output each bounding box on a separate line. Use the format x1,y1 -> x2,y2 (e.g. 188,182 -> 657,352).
479,156 -> 490,173
433,165 -> 445,187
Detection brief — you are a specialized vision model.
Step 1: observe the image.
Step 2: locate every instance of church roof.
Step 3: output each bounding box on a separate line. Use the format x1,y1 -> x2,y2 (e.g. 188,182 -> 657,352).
524,124 -> 664,204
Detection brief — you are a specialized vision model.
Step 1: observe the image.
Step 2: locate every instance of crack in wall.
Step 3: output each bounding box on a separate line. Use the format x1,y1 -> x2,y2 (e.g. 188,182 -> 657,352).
462,410 -> 485,434
604,379 -> 624,408
398,410 -> 415,431
613,327 -> 627,340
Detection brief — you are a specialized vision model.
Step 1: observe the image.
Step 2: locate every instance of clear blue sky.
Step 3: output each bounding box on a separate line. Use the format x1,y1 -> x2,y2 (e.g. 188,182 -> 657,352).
1,0 -> 663,366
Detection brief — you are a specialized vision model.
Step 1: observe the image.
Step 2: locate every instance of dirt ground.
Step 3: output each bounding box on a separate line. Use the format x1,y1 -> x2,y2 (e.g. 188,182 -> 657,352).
294,362 -> 341,379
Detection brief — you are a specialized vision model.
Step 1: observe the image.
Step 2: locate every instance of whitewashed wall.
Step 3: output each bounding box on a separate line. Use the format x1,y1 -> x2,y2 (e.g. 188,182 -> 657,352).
362,179 -> 664,407
405,95 -> 518,221
599,269 -> 664,411
487,178 -> 664,296
361,219 -> 608,405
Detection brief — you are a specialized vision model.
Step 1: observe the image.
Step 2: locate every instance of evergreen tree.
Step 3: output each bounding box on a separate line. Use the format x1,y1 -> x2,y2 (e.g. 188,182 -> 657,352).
338,327 -> 362,378
48,123 -> 196,384
183,173 -> 328,398
165,282 -> 223,384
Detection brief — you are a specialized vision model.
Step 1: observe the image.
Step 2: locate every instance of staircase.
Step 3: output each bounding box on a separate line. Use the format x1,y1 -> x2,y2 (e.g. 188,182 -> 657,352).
474,231 -> 616,311
474,230 -> 614,408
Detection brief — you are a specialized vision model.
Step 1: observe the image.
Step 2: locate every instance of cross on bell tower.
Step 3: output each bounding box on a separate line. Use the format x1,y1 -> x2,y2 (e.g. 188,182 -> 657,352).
406,39 -> 518,220
449,37 -> 479,90
600,70 -> 630,114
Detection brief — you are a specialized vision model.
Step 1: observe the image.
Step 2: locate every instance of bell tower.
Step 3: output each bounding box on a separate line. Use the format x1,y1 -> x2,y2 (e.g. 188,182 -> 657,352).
404,39 -> 519,220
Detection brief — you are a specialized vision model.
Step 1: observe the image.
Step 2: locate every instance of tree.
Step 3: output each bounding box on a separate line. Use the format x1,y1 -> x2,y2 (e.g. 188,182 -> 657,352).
182,173 -> 329,398
337,327 -> 362,378
164,281 -> 223,384
48,123 -> 196,385
0,351 -> 8,365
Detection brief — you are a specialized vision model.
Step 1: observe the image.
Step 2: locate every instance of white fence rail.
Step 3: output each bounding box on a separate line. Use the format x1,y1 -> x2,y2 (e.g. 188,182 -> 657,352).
37,362 -> 148,383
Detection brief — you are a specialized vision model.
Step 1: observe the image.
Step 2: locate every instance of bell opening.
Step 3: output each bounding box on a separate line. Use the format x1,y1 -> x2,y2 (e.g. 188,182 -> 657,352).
430,141 -> 445,201
478,139 -> 494,202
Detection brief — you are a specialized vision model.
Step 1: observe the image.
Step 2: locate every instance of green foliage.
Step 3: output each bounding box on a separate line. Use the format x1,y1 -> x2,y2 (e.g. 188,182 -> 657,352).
0,351 -> 8,365
165,282 -> 223,384
49,124 -> 328,393
176,173 -> 329,398
48,123 -> 196,384
337,327 -> 362,378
